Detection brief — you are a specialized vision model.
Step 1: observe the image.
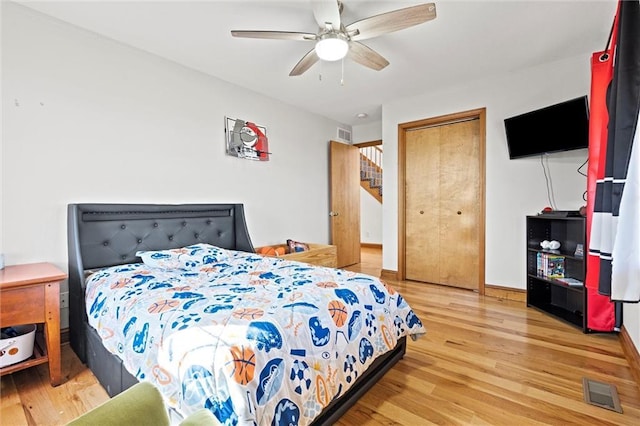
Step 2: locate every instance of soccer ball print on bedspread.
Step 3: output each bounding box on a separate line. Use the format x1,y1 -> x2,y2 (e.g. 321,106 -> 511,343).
85,249 -> 426,425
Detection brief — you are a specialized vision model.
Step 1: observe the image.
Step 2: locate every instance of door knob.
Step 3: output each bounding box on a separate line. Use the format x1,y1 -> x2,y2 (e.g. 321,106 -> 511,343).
329,211 -> 339,217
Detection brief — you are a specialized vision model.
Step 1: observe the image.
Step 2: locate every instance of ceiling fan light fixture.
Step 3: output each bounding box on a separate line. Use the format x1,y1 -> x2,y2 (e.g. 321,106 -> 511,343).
315,33 -> 348,61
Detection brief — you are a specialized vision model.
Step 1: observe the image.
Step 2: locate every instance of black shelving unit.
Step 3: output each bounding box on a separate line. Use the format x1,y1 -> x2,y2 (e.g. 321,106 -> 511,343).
526,215 -> 588,332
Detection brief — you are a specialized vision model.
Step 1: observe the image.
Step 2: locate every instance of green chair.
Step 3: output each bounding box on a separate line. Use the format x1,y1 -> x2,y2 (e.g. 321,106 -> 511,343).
67,381 -> 219,426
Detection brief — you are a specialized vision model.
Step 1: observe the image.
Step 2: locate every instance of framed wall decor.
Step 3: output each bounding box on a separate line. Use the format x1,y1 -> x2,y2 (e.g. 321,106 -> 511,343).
225,117 -> 269,161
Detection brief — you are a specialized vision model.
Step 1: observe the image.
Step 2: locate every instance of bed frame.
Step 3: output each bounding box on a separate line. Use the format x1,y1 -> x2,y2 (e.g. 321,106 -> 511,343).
67,203 -> 406,425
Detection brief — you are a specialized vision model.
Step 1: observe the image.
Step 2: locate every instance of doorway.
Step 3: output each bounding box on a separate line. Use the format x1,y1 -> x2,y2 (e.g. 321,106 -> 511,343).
398,108 -> 486,292
355,140 -> 383,249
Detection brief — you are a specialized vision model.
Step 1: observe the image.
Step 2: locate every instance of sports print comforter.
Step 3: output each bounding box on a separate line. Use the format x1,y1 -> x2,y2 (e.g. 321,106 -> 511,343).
85,248 -> 426,425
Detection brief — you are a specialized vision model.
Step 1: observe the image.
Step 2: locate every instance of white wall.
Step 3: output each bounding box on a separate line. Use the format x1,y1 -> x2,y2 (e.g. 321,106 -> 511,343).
382,53 -> 640,354
360,188 -> 382,244
353,120 -> 382,244
352,121 -> 382,144
2,3 -> 340,273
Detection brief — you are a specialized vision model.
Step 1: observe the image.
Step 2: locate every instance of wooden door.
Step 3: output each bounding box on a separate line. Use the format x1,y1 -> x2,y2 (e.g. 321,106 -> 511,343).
403,116 -> 483,290
330,140 -> 361,267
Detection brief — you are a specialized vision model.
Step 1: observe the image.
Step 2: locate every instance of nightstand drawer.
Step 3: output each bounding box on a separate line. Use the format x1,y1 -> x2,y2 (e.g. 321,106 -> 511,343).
0,285 -> 45,326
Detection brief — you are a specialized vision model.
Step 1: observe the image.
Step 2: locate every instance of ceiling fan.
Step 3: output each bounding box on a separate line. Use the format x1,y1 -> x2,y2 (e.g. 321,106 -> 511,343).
231,0 -> 437,76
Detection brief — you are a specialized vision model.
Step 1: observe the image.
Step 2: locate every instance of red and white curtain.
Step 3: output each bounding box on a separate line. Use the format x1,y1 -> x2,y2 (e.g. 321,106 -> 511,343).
588,0 -> 640,328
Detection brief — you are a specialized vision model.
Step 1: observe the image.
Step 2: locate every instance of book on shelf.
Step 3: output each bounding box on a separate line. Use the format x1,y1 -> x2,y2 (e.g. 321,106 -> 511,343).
536,252 -> 565,278
555,277 -> 584,286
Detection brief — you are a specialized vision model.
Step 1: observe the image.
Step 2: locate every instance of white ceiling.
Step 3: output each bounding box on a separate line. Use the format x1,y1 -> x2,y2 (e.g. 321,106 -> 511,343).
14,0 -> 617,126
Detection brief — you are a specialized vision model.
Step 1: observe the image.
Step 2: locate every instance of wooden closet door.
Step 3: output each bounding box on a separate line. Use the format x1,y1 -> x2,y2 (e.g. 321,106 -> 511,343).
405,119 -> 481,290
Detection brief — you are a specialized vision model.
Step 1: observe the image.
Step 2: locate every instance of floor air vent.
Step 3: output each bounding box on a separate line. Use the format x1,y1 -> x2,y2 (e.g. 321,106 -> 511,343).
582,377 -> 623,413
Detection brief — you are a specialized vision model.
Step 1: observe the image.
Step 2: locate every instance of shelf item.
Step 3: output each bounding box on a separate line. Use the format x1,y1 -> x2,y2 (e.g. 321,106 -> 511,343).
536,252 -> 565,278
0,262 -> 67,385
556,277 -> 584,286
526,215 -> 588,332
0,324 -> 36,367
256,243 -> 338,268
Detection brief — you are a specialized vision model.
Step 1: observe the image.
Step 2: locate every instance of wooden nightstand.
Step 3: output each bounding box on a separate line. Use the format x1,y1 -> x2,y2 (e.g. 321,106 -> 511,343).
0,262 -> 67,386
256,243 -> 338,267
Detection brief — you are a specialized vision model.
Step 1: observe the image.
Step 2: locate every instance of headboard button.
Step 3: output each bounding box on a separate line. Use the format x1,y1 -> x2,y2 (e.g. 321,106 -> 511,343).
206,220 -> 212,225
153,223 -> 159,228
182,221 -> 187,227
194,233 -> 199,239
121,255 -> 127,260
217,231 -> 223,237
103,241 -> 109,246
137,239 -> 143,244
168,236 -> 174,241
121,224 -> 126,229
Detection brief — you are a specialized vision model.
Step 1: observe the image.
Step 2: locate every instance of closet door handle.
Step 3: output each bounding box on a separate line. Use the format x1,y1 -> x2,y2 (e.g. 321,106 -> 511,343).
329,211 -> 339,217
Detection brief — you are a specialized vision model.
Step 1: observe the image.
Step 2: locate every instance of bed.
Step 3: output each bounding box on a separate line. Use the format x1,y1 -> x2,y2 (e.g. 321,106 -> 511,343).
67,203 -> 425,425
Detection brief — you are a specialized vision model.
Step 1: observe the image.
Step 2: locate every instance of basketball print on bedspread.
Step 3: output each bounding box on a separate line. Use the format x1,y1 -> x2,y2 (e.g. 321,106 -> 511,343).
225,345 -> 256,385
233,307 -> 265,320
148,299 -> 180,314
327,300 -> 348,327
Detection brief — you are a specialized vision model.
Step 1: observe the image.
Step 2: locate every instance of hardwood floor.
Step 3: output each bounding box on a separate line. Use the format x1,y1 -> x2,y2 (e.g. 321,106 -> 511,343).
2,247 -> 638,425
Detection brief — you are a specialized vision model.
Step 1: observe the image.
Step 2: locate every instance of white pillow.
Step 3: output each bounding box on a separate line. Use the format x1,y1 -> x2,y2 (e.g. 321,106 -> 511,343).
136,243 -> 230,270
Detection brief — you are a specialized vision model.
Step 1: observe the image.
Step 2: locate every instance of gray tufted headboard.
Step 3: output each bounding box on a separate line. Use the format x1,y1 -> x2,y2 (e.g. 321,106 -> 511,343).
67,203 -> 255,363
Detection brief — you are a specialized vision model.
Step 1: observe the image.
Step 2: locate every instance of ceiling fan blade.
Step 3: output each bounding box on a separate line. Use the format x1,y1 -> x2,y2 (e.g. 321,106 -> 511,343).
312,0 -> 342,31
231,30 -> 317,41
346,3 -> 436,41
347,41 -> 389,71
289,49 -> 320,76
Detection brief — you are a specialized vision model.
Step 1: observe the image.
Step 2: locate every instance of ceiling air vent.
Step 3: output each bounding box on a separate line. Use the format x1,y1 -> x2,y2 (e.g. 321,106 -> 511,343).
337,127 -> 352,143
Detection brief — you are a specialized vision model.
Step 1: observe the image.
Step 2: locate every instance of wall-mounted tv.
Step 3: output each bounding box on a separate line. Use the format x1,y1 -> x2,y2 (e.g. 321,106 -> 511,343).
504,95 -> 589,159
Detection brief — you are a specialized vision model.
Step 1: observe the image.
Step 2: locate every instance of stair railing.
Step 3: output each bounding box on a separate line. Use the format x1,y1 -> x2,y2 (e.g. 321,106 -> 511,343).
359,145 -> 383,201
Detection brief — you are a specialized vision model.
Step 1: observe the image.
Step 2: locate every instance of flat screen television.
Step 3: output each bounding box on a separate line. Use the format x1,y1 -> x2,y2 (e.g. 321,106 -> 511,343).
504,95 -> 589,159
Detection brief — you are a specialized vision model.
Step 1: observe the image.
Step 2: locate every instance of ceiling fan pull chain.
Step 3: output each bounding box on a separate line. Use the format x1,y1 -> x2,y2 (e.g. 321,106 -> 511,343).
341,57 -> 345,86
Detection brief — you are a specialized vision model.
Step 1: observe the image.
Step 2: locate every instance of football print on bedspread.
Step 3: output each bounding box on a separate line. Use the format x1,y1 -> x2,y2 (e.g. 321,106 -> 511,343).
256,358 -> 285,406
